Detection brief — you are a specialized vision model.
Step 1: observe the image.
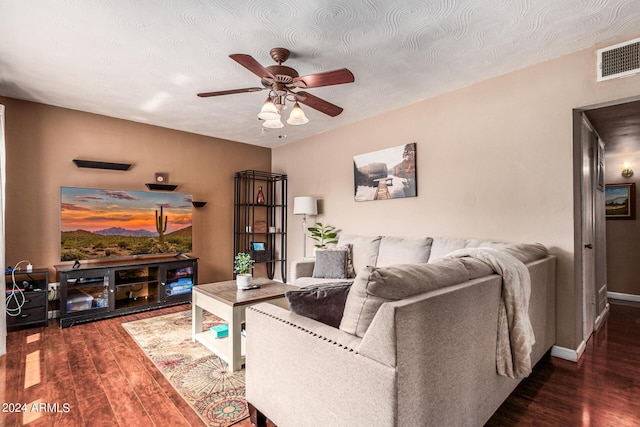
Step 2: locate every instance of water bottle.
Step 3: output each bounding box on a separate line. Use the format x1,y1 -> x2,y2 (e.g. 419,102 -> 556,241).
96,286 -> 108,308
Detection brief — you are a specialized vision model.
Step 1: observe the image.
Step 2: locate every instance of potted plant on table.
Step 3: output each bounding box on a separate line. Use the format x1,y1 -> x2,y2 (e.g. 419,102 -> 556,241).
307,222 -> 339,252
234,252 -> 255,290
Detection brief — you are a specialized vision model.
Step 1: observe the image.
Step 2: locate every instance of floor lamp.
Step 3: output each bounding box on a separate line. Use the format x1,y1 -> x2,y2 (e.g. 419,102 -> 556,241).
293,196 -> 318,258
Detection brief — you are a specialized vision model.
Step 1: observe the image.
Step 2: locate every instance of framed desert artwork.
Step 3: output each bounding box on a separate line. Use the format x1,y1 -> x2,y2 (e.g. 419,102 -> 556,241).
605,183 -> 635,219
353,143 -> 417,202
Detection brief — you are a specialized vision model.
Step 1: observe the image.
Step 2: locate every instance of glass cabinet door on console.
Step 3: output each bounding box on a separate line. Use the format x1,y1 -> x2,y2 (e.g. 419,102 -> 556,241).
61,269 -> 110,318
113,266 -> 160,310
161,260 -> 198,303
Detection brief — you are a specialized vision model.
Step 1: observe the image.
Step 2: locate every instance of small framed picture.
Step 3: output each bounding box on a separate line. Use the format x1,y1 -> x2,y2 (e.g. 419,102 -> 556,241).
251,242 -> 266,251
605,183 -> 636,219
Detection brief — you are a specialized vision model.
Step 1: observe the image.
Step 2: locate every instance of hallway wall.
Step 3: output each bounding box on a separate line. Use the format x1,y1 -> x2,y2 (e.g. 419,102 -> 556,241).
605,152 -> 640,296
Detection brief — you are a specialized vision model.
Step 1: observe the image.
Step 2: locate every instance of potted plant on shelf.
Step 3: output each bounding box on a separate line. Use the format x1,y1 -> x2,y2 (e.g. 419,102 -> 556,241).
234,252 -> 255,290
307,222 -> 339,251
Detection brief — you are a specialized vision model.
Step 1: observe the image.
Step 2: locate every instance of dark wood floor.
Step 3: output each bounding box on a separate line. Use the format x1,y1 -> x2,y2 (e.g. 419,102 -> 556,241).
487,299 -> 640,426
1,300 -> 639,426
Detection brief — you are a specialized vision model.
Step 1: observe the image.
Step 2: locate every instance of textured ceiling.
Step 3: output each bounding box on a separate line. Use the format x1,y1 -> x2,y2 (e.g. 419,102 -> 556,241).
1,1 -> 640,148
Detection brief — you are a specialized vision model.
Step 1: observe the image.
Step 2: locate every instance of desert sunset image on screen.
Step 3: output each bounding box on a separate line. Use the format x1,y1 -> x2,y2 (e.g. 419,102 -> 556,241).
60,187 -> 193,261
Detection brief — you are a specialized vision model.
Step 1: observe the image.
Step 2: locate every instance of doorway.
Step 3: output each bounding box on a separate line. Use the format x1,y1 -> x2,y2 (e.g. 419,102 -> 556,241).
575,96 -> 640,356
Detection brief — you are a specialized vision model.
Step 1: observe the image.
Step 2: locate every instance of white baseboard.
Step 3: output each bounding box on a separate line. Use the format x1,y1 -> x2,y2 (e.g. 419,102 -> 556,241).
551,294 -> 626,363
607,291 -> 640,303
48,310 -> 60,320
553,300 -> 614,362
594,302 -> 610,330
551,340 -> 586,362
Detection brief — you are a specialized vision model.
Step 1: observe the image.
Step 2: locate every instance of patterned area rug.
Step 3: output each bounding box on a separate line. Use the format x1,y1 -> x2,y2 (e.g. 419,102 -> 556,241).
122,310 -> 248,427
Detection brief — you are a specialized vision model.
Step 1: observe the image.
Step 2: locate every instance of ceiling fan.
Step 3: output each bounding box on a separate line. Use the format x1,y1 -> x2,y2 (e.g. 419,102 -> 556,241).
197,47 -> 354,126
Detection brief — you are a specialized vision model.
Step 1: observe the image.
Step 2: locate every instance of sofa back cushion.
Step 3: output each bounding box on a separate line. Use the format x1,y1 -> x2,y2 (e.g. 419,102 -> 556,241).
428,237 -> 493,262
337,234 -> 382,275
429,237 -> 549,264
339,259 -> 470,337
376,236 -> 433,268
428,237 -> 468,262
479,242 -> 548,264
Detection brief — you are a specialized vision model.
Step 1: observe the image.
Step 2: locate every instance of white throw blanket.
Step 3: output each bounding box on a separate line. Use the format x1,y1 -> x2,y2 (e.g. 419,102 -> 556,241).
446,248 -> 535,379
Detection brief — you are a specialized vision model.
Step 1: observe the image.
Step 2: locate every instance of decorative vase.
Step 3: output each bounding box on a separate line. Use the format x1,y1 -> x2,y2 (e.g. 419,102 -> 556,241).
236,274 -> 252,290
256,186 -> 266,205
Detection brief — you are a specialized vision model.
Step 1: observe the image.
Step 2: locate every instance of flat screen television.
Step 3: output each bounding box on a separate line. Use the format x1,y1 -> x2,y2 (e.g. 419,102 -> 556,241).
60,186 -> 193,261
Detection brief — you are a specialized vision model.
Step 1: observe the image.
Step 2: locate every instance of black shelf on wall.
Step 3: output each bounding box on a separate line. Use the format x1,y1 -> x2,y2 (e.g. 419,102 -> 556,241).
145,183 -> 178,191
73,159 -> 132,171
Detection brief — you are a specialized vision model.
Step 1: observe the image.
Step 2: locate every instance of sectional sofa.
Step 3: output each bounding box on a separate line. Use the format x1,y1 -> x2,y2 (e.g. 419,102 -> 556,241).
245,234 -> 556,426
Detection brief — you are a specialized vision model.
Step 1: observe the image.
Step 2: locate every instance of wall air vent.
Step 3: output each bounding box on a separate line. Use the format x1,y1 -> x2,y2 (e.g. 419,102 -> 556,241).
597,38 -> 640,82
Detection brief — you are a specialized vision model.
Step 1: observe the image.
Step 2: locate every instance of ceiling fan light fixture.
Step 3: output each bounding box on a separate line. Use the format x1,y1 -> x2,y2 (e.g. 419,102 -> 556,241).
199,48 -> 353,131
287,102 -> 309,125
263,118 -> 284,129
257,97 -> 280,121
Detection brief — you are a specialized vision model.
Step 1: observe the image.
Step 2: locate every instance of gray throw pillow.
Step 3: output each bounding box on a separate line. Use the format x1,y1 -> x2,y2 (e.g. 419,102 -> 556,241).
286,283 -> 352,328
312,249 -> 347,279
323,244 -> 355,278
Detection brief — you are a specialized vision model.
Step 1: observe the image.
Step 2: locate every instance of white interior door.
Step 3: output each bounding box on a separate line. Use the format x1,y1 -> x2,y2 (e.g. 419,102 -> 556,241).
581,116 -> 597,340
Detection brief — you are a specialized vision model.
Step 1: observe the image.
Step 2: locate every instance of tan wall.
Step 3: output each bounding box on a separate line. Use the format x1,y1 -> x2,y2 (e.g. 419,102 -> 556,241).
604,152 -> 640,296
273,38 -> 640,351
2,97 -> 271,283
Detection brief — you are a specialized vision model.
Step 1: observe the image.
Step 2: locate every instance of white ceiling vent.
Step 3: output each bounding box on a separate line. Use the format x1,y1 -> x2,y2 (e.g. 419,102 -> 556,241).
597,38 -> 640,82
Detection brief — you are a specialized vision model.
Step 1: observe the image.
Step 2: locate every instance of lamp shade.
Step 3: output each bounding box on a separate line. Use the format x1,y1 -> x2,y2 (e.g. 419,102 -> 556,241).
287,102 -> 309,125
262,118 -> 284,128
293,196 -> 318,215
258,97 -> 280,121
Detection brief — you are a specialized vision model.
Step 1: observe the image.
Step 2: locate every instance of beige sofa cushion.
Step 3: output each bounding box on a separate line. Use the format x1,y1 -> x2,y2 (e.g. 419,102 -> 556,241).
294,277 -> 353,287
337,234 -> 382,275
479,242 -> 549,264
429,238 -> 548,265
376,236 -> 433,268
428,237 -> 468,262
339,259 -> 469,337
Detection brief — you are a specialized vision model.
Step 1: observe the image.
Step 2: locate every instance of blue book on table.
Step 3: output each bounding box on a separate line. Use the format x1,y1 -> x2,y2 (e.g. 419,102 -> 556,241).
210,324 -> 228,338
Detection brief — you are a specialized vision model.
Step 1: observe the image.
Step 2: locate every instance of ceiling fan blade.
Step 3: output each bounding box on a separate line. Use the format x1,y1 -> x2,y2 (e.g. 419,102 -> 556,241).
197,87 -> 264,97
229,54 -> 276,80
292,68 -> 354,88
294,91 -> 344,117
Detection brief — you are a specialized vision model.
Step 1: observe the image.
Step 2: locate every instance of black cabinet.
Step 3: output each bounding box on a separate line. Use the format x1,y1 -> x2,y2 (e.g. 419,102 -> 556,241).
234,170 -> 287,281
56,256 -> 197,328
5,268 -> 49,329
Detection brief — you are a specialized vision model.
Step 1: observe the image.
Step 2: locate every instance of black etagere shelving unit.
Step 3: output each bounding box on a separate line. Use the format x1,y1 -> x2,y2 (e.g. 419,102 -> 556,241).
234,170 -> 287,281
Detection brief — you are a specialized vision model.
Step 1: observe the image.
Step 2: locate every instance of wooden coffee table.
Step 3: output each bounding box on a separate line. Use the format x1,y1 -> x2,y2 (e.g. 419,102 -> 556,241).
192,277 -> 298,371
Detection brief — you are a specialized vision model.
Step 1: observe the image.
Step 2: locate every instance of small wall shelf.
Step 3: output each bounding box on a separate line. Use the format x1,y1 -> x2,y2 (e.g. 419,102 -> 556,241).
145,183 -> 178,191
73,159 -> 132,171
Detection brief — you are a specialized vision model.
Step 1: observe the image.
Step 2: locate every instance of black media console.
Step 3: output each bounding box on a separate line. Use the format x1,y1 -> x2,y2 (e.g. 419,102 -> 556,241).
56,256 -> 197,328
